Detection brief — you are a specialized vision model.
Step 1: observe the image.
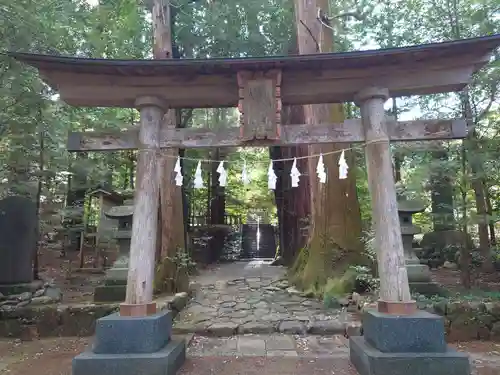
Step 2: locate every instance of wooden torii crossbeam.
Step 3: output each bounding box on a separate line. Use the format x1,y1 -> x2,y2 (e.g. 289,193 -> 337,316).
67,118 -> 466,151
9,34 -> 500,316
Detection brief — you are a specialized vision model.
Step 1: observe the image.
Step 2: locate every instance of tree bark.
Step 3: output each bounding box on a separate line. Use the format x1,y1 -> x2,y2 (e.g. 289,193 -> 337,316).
392,99 -> 403,183
292,0 -> 363,288
124,96 -> 163,311
273,38 -> 310,265
34,108 -> 44,280
446,0 -> 492,273
64,155 -> 87,253
484,182 -> 496,247
430,150 -> 455,231
210,148 -> 226,225
357,87 -> 411,303
462,92 -> 493,272
152,0 -> 187,292
459,142 -> 471,288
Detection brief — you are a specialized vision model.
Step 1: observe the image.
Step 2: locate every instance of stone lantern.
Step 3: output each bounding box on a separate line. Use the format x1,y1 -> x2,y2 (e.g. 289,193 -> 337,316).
93,199 -> 133,302
397,198 -> 443,296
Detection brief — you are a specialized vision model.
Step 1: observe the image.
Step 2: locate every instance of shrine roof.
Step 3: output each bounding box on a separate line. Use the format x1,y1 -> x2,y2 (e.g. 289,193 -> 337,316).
7,34 -> 500,108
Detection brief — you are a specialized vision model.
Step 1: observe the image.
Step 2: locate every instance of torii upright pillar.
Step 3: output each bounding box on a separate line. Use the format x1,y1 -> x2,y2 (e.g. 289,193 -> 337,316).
72,96 -> 186,375
120,95 -> 163,316
349,87 -> 470,375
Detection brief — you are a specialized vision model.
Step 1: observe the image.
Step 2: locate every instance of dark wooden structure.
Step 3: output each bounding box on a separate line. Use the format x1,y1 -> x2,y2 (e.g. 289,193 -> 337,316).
241,224 -> 276,259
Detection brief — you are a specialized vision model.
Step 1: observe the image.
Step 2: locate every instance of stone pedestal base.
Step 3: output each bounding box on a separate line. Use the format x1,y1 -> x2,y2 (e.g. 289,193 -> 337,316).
406,261 -> 446,296
93,266 -> 129,303
94,284 -> 126,302
105,267 -> 128,281
406,262 -> 431,283
349,309 -> 470,375
73,310 -> 185,375
350,336 -> 470,375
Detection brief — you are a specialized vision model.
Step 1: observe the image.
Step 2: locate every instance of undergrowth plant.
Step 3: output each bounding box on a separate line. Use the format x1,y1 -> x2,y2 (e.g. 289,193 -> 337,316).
349,229 -> 380,293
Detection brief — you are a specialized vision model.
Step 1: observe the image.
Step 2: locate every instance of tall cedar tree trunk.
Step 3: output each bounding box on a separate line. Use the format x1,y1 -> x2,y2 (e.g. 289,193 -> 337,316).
210,147 -> 226,225
392,99 -> 403,183
460,142 -> 472,288
272,38 -> 311,265
293,0 -> 363,289
445,0 -> 493,272
65,154 -> 87,252
152,0 -> 187,293
484,183 -> 496,246
463,95 -> 493,272
430,150 -> 455,231
33,108 -> 45,280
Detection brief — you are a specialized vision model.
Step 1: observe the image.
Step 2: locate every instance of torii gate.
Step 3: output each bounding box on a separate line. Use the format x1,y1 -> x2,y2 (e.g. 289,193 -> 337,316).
9,35 -> 500,375
9,35 -> 500,318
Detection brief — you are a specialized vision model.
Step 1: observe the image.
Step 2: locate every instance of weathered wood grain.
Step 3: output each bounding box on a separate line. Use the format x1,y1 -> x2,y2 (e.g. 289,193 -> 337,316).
124,96 -> 163,307
152,0 -> 187,280
67,118 -> 467,151
237,70 -> 282,141
48,63 -> 479,108
42,52 -> 482,88
356,87 -> 411,303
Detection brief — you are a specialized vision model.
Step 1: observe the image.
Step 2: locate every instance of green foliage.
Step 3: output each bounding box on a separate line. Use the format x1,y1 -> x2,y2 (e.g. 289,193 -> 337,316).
155,247 -> 197,294
348,230 -> 380,293
323,269 -> 358,297
413,290 -> 500,304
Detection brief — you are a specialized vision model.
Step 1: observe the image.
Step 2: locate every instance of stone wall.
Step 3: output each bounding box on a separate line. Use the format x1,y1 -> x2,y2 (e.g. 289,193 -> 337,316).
422,300 -> 500,341
0,293 -> 189,339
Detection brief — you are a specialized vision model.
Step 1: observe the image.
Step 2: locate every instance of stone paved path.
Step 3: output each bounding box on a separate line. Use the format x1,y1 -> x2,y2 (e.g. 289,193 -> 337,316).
173,260 -> 359,336
183,334 -> 500,375
187,333 -> 350,357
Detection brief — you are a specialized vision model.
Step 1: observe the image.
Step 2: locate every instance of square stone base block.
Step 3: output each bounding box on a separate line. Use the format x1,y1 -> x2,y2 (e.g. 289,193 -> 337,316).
349,336 -> 470,375
363,309 -> 446,353
93,310 -> 173,354
73,339 -> 186,375
94,285 -> 126,303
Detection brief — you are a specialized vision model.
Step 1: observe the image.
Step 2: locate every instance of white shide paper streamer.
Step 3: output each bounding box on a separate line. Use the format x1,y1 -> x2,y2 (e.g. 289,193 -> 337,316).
338,150 -> 348,180
216,161 -> 227,187
316,153 -> 326,183
241,161 -> 250,185
174,156 -> 183,186
268,161 -> 277,190
290,157 -> 301,187
193,161 -> 204,189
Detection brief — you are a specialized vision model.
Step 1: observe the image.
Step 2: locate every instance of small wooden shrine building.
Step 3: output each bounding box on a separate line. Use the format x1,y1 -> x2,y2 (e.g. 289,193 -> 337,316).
9,34 -> 500,317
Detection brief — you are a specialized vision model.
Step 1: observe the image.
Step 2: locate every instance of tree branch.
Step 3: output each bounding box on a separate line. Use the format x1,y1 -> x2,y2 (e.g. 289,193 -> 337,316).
326,11 -> 366,21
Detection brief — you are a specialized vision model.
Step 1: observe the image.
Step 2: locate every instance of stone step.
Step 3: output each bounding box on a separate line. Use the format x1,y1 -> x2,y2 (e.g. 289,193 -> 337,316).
173,320 -> 362,337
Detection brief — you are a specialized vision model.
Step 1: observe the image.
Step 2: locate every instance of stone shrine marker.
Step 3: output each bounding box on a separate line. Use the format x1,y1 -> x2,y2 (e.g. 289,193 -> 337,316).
0,196 -> 37,286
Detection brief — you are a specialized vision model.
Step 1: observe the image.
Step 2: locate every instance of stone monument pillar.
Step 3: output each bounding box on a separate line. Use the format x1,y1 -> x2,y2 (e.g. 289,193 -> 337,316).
0,196 -> 42,295
397,199 -> 444,296
93,200 -> 133,302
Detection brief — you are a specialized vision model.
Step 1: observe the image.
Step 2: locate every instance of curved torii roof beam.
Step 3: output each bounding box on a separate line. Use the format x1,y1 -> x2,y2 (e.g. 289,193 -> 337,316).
7,34 -> 500,109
